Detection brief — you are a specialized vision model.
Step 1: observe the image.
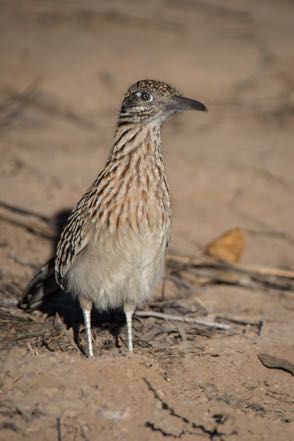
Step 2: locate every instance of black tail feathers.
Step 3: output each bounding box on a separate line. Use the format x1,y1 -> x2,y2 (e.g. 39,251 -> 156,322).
19,258 -> 59,311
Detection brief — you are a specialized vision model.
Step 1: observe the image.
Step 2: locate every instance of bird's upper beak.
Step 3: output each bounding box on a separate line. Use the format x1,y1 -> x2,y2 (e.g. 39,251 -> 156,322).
170,95 -> 207,112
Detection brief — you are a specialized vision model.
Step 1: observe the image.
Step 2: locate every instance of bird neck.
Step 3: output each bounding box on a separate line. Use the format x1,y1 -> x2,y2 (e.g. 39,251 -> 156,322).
87,120 -> 170,233
110,121 -> 162,159
95,121 -> 170,232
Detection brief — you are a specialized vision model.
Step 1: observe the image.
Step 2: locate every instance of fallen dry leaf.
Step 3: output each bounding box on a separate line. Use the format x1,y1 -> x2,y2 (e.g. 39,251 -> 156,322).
205,227 -> 245,263
258,353 -> 294,376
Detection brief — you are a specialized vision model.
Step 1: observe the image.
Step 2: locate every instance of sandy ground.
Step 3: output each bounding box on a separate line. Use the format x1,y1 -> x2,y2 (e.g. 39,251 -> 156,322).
0,1 -> 293,440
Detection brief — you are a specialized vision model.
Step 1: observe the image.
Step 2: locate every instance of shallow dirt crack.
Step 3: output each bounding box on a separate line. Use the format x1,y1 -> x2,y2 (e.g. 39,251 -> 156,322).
144,379 -> 234,440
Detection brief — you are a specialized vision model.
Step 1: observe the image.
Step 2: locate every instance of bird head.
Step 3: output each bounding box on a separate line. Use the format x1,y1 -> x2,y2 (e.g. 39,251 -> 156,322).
119,79 -> 207,125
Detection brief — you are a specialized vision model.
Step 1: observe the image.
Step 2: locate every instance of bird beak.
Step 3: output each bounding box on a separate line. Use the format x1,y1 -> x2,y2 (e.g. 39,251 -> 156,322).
171,95 -> 207,112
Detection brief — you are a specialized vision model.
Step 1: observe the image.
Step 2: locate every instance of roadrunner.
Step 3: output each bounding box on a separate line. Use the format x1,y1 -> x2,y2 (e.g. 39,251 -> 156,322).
20,80 -> 207,356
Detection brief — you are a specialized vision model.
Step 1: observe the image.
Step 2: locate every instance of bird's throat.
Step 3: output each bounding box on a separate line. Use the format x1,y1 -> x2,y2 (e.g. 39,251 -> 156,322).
111,122 -> 162,158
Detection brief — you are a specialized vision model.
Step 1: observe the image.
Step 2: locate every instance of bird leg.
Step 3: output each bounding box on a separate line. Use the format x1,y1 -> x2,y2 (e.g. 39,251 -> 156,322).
82,308 -> 93,357
124,304 -> 135,352
80,297 -> 93,357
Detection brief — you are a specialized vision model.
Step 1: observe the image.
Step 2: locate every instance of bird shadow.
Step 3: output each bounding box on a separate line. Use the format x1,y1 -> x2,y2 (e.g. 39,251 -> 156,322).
37,209 -> 126,353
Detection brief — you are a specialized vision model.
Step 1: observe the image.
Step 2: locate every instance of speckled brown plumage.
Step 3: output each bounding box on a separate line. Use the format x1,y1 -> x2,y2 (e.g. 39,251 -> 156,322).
20,79 -> 207,356
55,124 -> 170,288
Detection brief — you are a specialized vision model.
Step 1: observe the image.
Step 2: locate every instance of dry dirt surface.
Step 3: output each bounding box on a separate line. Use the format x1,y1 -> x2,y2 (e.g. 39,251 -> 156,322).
0,1 -> 293,440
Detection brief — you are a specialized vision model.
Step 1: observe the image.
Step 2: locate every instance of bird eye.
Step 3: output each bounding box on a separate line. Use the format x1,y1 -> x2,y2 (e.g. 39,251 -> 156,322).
135,91 -> 153,102
141,92 -> 153,101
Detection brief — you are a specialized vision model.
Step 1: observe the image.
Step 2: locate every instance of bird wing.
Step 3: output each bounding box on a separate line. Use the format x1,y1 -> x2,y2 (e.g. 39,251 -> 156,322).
55,183 -> 99,288
20,187 -> 98,309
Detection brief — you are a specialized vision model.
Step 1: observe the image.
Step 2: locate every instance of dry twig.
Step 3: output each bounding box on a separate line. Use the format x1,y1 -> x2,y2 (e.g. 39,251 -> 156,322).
0,200 -> 55,240
167,253 -> 294,292
135,311 -> 230,330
